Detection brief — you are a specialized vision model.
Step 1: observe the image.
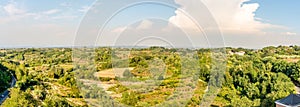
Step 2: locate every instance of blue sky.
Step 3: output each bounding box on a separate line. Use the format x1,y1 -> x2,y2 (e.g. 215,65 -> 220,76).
248,0 -> 300,34
0,0 -> 299,48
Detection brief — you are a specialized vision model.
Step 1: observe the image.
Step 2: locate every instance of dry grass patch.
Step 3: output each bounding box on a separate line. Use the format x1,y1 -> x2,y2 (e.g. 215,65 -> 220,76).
94,67 -> 134,78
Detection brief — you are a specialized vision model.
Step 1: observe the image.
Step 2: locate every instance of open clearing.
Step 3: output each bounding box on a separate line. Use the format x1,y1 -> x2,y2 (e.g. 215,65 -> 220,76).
94,67 -> 134,78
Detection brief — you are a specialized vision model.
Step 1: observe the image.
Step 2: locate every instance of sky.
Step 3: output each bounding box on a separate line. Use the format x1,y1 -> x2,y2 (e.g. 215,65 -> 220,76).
0,0 -> 299,49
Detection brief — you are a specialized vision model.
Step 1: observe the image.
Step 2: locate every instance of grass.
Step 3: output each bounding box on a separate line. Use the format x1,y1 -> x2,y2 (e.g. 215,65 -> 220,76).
94,67 -> 134,78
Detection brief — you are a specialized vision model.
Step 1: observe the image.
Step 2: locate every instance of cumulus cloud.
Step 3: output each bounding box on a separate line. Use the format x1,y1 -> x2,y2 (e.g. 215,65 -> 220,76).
136,20 -> 153,30
284,32 -> 297,36
169,0 -> 284,35
169,10 -> 197,31
112,26 -> 127,33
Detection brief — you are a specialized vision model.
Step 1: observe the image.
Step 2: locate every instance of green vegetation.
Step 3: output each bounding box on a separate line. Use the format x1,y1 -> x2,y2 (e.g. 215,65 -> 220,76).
0,48 -> 85,107
0,64 -> 11,93
0,46 -> 300,106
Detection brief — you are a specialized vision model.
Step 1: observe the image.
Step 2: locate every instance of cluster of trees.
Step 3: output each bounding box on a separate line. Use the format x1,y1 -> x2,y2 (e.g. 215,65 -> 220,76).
271,60 -> 300,82
215,53 -> 295,106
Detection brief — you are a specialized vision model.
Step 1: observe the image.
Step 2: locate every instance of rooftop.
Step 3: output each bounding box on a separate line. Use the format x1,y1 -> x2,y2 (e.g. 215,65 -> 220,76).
276,94 -> 300,106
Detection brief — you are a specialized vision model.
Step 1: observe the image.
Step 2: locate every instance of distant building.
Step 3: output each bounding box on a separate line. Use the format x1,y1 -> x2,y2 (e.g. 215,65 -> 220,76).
275,94 -> 300,107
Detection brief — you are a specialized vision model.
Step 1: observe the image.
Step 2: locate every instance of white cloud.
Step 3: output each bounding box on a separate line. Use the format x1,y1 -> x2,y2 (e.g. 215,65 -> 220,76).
169,10 -> 197,31
111,20 -> 153,33
284,32 -> 297,36
51,15 -> 78,20
3,3 -> 25,16
169,0 -> 285,35
0,2 -> 30,23
0,1 -> 74,23
43,9 -> 60,15
136,20 -> 153,30
60,2 -> 72,7
78,6 -> 90,13
112,26 -> 127,33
